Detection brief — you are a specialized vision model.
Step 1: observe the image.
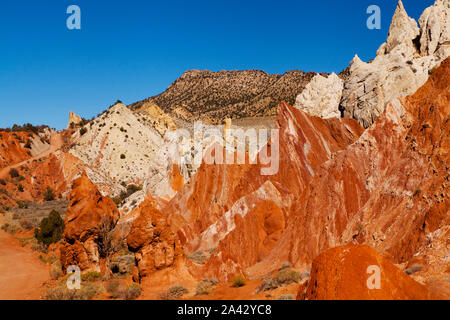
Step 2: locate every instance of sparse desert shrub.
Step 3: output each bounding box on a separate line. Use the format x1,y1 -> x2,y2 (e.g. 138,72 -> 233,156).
279,262 -> 292,271
187,250 -> 207,264
45,283 -> 100,300
0,179 -> 6,186
110,283 -> 142,300
81,271 -> 104,282
16,200 -> 29,209
120,154 -> 126,159
38,253 -> 59,264
258,269 -> 302,292
44,186 -> 55,201
31,241 -> 48,253
405,264 -> 423,275
159,285 -> 188,300
195,279 -> 217,296
429,66 -> 438,75
272,268 -> 301,285
19,219 -> 36,231
18,183 -> 24,192
49,264 -> 62,280
231,274 -> 246,287
1,223 -> 21,234
106,280 -> 120,295
277,294 -> 295,300
34,210 -> 64,246
9,168 -> 19,178
79,127 -> 87,136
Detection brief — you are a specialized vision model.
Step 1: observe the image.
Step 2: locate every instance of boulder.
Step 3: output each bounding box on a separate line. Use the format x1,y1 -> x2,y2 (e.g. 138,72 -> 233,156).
298,245 -> 436,300
127,196 -> 183,282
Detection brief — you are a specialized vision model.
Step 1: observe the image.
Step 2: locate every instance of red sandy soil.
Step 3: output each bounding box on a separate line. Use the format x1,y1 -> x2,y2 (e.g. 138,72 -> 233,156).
0,230 -> 50,300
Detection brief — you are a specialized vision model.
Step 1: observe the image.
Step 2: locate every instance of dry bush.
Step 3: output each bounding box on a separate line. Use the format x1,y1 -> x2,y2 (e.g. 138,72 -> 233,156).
107,282 -> 142,300
159,285 -> 189,300
81,271 -> 103,282
45,283 -> 100,300
277,294 -> 295,300
258,269 -> 303,292
231,274 -> 246,288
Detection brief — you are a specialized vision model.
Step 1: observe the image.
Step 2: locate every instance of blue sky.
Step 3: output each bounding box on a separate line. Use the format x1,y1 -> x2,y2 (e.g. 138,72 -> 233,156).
0,0 -> 433,129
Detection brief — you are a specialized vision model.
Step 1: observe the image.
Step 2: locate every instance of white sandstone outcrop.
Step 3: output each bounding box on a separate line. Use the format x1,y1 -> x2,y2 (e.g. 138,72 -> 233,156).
69,103 -> 186,200
294,73 -> 343,119
340,0 -> 450,128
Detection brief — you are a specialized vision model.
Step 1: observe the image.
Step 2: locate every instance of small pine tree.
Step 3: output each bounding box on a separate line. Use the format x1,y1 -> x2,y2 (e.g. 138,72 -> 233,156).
44,187 -> 55,201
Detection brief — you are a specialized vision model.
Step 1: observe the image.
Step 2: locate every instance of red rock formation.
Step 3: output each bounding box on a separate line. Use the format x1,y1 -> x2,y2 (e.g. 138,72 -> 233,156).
298,245 -> 436,300
0,132 -> 32,169
167,58 -> 449,289
127,196 -> 183,282
166,102 -> 363,257
60,172 -> 120,272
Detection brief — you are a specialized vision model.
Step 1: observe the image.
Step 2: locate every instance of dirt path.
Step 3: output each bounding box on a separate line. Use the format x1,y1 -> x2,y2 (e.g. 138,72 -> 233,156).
0,132 -> 63,179
0,231 -> 50,300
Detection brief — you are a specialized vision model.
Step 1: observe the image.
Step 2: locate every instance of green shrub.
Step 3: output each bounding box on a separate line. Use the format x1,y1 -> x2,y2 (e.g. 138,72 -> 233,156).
258,269 -> 302,292
231,274 -> 246,288
272,268 -> 300,285
81,271 -> 104,282
428,66 -> 438,75
34,210 -> 64,246
9,168 -> 19,178
79,127 -> 87,136
44,187 -> 55,201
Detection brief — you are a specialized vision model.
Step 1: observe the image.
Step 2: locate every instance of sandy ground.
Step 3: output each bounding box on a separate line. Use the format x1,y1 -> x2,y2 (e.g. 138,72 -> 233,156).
0,230 -> 50,300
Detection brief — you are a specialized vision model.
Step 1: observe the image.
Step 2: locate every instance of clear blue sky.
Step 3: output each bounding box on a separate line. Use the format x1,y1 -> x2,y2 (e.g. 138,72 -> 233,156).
0,0 -> 433,129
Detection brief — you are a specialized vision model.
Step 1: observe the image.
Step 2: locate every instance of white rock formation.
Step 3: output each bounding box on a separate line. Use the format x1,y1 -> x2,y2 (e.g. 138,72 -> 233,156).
69,103 -> 185,200
340,0 -> 450,128
294,73 -> 343,119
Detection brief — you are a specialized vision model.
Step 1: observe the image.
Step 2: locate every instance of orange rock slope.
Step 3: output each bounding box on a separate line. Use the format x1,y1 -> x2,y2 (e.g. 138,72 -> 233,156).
298,245 -> 436,300
135,58 -> 449,295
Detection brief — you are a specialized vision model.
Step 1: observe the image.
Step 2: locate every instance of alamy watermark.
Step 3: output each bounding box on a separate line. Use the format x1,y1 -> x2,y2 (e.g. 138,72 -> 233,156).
366,265 -> 381,289
66,265 -> 81,289
66,5 -> 81,30
367,5 -> 381,30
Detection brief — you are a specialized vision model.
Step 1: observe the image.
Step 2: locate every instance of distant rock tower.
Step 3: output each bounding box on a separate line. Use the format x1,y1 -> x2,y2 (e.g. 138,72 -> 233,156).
224,118 -> 232,135
67,111 -> 82,129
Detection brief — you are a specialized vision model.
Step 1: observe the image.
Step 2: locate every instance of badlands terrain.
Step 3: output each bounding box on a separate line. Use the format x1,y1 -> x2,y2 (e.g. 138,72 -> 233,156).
0,0 -> 448,300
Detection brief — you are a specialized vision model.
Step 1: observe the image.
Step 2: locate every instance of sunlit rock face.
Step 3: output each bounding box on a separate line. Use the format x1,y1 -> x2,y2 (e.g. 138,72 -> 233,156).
340,0 -> 450,128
